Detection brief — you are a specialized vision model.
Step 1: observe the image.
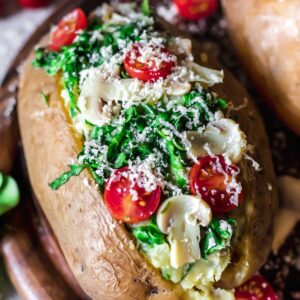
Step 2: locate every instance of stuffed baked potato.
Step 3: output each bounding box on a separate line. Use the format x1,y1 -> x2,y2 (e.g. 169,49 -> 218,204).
222,0 -> 300,135
18,2 -> 278,300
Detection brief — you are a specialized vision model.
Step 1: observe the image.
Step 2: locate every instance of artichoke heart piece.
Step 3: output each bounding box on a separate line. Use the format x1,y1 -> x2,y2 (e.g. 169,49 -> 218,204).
186,61 -> 224,86
156,195 -> 212,269
187,118 -> 247,163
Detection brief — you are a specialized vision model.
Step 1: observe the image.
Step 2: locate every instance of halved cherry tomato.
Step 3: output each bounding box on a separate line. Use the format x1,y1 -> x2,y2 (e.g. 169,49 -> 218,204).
235,274 -> 278,300
189,155 -> 243,213
173,0 -> 218,21
49,8 -> 87,52
104,167 -> 161,223
124,43 -> 175,82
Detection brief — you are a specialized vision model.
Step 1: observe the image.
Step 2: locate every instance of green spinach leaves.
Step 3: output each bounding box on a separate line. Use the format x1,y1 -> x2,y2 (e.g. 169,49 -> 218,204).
132,219 -> 166,246
202,218 -> 237,258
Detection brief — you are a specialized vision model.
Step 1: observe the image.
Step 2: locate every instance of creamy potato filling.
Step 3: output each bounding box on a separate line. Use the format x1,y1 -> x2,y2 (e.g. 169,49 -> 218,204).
32,2 -> 256,299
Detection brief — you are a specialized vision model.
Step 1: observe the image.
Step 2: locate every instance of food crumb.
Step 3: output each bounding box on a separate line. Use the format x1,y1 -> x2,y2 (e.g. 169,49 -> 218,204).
267,183 -> 273,191
200,52 -> 208,63
129,240 -> 135,250
157,3 -> 179,24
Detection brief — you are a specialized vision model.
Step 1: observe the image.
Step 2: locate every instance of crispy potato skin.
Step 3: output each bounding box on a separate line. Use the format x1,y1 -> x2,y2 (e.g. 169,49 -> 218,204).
18,36 -> 278,298
18,51 -> 181,300
33,202 -> 88,298
222,0 -> 300,135
191,43 -> 278,288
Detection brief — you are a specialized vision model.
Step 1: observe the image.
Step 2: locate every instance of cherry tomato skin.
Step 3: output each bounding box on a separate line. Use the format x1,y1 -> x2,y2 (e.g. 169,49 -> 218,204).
104,167 -> 161,223
189,155 -> 243,213
173,0 -> 218,21
19,0 -> 49,8
235,274 -> 278,300
49,8 -> 87,52
124,43 -> 175,82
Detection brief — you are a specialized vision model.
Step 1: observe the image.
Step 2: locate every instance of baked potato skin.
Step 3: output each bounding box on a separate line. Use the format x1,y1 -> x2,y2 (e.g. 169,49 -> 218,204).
192,44 -> 278,288
0,97 -> 18,173
216,74 -> 278,288
18,34 -> 278,298
222,0 -> 300,135
18,50 -> 181,300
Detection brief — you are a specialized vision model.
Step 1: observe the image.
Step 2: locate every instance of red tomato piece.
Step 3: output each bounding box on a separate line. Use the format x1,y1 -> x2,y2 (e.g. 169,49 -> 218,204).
235,274 -> 278,300
173,0 -> 218,21
49,8 -> 87,52
124,43 -> 175,82
104,167 -> 161,223
189,155 -> 243,213
19,0 -> 49,8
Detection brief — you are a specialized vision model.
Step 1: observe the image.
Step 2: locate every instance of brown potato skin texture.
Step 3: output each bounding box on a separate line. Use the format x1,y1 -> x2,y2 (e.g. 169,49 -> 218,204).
18,37 -> 278,298
222,0 -> 300,135
18,50 -> 182,300
33,201 -> 88,298
191,42 -> 278,288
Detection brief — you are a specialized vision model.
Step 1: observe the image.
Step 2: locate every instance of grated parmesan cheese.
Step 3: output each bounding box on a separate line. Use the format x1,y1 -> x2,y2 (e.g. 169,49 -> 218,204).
243,153 -> 262,172
203,144 -> 242,207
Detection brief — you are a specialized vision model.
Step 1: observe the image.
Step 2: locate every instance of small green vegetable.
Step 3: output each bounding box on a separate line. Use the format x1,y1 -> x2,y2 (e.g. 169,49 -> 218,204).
114,153 -> 127,168
157,129 -> 188,189
136,143 -> 152,159
120,68 -> 130,79
216,98 -> 228,110
132,219 -> 166,247
0,173 -> 20,216
182,90 -> 228,126
62,77 -> 81,118
166,140 -> 188,188
125,106 -> 138,123
49,164 -> 88,190
202,218 -> 237,259
107,126 -> 126,160
162,269 -> 171,281
141,0 -> 151,16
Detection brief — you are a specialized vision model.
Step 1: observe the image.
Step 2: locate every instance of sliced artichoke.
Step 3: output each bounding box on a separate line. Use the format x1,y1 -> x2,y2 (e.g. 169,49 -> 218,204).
185,61 -> 224,86
156,195 -> 212,268
187,118 -> 247,163
165,80 -> 192,96
145,243 -> 187,283
181,252 -> 230,290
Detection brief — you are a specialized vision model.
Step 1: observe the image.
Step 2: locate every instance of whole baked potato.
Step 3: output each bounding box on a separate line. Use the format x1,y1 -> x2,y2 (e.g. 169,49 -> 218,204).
222,0 -> 300,135
18,2 -> 278,300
